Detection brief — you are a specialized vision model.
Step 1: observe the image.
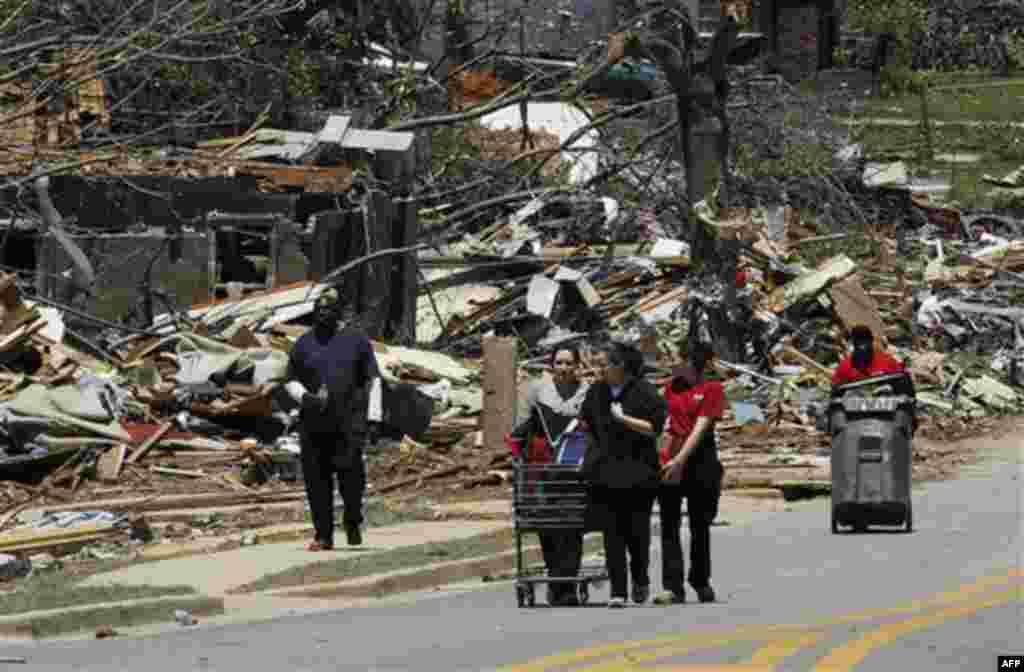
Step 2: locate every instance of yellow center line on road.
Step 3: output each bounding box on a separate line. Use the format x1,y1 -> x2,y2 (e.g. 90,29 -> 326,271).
812,587 -> 1024,672
649,667 -> 772,671
789,567 -> 1022,630
499,568 -> 1022,672
578,631 -> 801,672
745,631 -> 827,668
498,625 -> 800,672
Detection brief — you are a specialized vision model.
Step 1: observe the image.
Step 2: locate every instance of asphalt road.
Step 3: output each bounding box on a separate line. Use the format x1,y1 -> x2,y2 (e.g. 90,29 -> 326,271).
4,433 -> 1021,672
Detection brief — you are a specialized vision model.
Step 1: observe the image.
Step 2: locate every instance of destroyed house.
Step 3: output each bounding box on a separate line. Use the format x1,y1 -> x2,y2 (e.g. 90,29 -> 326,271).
0,59 -> 420,341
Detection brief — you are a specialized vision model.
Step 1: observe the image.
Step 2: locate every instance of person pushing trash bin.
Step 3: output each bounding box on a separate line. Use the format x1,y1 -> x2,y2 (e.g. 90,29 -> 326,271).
832,325 -> 906,387
282,287 -> 383,550
506,346 -> 590,606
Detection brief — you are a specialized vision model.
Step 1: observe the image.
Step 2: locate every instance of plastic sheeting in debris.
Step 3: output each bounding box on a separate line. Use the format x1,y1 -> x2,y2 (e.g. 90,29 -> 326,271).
8,384 -> 131,441
151,284 -> 331,335
375,345 -> 475,384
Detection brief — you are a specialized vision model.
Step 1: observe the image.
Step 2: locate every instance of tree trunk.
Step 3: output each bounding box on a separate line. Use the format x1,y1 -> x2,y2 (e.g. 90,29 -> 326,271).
445,0 -> 474,110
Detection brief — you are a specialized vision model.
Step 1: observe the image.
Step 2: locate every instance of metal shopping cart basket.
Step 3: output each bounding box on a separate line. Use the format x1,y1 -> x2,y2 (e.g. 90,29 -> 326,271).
512,440 -> 607,607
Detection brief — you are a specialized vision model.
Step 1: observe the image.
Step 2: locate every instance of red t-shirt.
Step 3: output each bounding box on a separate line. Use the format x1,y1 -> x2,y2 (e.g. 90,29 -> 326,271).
661,380 -> 725,466
832,351 -> 905,386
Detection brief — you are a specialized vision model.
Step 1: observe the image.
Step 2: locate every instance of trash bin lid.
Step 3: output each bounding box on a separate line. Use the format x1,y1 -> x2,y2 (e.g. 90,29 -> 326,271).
829,396 -> 915,414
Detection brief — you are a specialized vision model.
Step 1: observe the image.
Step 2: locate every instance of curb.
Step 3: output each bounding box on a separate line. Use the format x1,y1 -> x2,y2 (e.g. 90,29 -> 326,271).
271,545 -> 548,600
0,595 -> 225,640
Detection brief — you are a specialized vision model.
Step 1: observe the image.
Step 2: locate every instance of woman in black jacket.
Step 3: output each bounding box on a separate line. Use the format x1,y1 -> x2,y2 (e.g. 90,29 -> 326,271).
580,342 -> 667,608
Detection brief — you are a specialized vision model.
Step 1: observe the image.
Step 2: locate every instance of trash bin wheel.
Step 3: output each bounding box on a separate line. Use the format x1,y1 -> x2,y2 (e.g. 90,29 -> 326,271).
579,583 -> 590,605
516,584 -> 530,608
831,507 -> 839,534
905,503 -> 913,533
526,585 -> 536,607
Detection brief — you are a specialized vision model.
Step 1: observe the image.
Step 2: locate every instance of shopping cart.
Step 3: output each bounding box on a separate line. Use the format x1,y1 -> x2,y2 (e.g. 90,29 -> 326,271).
512,450 -> 607,608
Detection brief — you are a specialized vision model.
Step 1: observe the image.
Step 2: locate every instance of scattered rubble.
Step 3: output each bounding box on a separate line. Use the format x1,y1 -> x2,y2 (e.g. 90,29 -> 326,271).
0,2 -> 1020,591
1,154 -> 1022,571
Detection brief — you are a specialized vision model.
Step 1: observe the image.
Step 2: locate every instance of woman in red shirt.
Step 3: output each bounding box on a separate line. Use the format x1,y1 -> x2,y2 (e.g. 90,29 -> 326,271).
656,342 -> 725,605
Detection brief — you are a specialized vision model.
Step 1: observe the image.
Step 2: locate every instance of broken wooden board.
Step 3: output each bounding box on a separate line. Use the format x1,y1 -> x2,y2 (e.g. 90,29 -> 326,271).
829,273 -> 888,346
232,161 -> 354,193
127,421 -> 175,464
97,444 -> 128,483
482,336 -> 518,455
767,255 -> 857,312
0,522 -> 121,554
0,316 -> 47,352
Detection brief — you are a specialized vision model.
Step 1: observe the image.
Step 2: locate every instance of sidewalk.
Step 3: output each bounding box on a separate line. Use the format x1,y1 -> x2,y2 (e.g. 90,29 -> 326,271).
1,493 -> 798,640
81,520 -> 510,597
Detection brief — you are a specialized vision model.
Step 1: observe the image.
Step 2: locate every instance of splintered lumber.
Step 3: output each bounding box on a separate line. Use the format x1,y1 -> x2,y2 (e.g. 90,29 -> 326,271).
18,489 -> 308,516
0,316 -> 47,352
0,496 -> 39,533
36,447 -> 84,494
38,436 -> 121,449
97,444 -> 129,483
150,466 -> 206,478
371,465 -> 469,495
127,421 -> 174,464
781,346 -> 834,379
0,523 -> 122,554
609,284 -> 686,326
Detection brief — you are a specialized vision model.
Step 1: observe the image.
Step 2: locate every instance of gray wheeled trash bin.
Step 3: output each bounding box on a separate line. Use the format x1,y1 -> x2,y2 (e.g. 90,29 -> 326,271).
828,392 -> 915,533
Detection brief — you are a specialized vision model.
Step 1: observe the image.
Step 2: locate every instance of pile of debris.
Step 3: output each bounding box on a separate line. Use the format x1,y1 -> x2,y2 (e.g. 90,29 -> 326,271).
2,161 -> 1023,554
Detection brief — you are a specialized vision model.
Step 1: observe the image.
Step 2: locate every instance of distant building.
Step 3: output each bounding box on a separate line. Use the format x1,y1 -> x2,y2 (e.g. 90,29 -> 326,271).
756,0 -> 841,81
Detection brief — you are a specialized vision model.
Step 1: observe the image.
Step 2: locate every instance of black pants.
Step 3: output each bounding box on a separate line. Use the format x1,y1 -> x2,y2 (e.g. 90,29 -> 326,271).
540,531 -> 584,598
590,486 -> 655,599
300,430 -> 365,546
657,473 -> 721,592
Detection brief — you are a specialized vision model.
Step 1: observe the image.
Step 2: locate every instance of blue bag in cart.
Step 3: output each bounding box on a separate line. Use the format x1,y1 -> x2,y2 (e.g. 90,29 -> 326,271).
556,431 -> 587,466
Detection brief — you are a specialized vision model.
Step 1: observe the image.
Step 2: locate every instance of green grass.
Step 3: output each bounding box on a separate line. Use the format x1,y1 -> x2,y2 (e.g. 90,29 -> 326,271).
230,527 -> 605,595
839,80 -> 1024,209
855,79 -> 1024,123
230,527 -> 515,594
0,572 -> 194,615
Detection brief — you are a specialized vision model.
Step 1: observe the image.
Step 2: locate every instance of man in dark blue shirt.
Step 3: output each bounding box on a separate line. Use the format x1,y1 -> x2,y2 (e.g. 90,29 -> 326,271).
284,288 -> 383,549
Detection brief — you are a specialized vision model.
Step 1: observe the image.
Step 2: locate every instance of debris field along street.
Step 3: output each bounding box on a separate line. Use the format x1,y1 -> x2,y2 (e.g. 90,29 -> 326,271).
0,0 -> 1022,662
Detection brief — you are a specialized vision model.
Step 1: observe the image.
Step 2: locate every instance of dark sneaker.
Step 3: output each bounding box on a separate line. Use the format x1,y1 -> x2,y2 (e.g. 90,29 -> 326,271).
694,585 -> 716,603
653,590 -> 686,605
632,583 -> 650,605
345,523 -> 363,546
